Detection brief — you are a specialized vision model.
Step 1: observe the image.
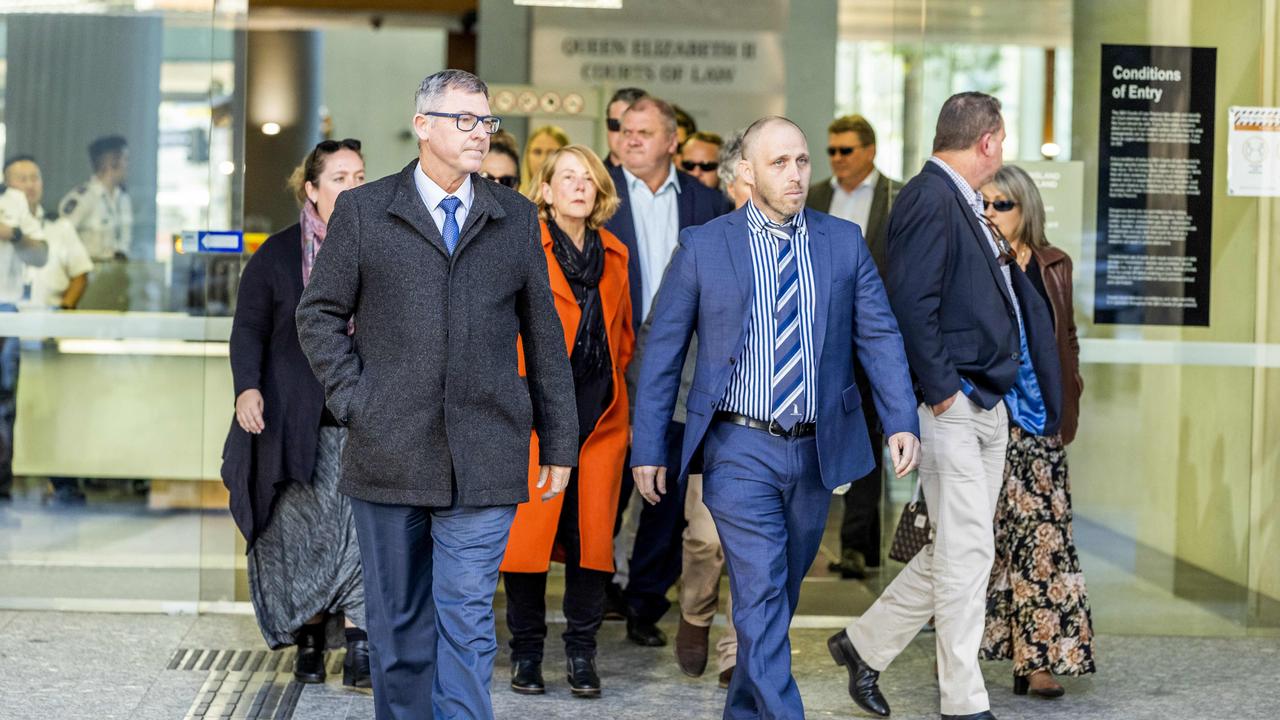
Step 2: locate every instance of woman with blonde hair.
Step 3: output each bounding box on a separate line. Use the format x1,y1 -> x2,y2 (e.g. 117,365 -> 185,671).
519,125 -> 570,196
979,164 -> 1094,699
501,144 -> 632,698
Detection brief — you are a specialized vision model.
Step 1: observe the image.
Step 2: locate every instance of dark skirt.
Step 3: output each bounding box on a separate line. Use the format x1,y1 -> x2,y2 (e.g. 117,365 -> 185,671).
247,427 -> 365,649
980,425 -> 1096,677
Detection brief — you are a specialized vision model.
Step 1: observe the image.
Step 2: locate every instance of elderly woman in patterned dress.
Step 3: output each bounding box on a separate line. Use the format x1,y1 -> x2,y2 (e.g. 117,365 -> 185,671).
978,164 -> 1095,698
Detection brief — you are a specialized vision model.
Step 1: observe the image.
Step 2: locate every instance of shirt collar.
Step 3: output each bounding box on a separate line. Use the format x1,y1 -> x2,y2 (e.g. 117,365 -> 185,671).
414,161 -> 474,214
929,156 -> 984,215
745,198 -> 806,234
830,168 -> 879,194
622,163 -> 681,196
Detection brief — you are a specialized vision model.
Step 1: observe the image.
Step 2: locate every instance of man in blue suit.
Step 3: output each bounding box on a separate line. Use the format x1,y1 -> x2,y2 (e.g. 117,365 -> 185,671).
604,94 -> 728,647
631,116 -> 920,719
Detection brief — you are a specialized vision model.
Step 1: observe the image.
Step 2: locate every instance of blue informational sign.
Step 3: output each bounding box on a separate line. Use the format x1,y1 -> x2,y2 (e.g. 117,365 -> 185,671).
182,230 -> 244,254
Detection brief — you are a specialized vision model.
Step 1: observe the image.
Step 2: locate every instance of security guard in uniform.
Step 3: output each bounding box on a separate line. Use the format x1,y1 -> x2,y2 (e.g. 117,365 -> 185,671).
59,135 -> 131,309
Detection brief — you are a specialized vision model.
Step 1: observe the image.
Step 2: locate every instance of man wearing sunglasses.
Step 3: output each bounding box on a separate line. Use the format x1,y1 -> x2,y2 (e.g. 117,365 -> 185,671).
297,69 -> 577,720
806,114 -> 901,583
604,87 -> 647,168
828,92 -> 1061,720
679,132 -> 724,191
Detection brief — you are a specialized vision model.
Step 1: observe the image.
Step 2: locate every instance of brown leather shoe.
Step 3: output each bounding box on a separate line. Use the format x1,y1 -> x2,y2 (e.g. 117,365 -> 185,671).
718,666 -> 734,689
674,618 -> 709,677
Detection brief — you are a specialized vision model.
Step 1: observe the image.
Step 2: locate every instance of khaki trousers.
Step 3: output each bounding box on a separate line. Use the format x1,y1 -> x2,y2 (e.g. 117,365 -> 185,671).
679,473 -> 738,672
847,396 -> 1008,716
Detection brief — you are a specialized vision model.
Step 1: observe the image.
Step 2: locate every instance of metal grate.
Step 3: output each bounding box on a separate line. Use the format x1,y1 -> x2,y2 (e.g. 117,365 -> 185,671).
167,647 -> 347,719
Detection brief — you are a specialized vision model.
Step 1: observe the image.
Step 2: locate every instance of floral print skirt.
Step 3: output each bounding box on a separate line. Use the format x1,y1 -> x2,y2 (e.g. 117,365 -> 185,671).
980,425 -> 1096,677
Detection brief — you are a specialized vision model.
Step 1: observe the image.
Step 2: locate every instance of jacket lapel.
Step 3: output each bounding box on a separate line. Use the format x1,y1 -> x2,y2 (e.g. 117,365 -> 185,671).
455,174 -> 507,257
723,207 -> 755,314
677,171 -> 694,229
808,211 -> 832,366
865,174 -> 890,250
924,162 -> 1015,311
386,162 -> 449,256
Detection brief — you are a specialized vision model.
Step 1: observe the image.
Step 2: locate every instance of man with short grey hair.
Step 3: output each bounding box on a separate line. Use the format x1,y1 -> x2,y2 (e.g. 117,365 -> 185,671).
297,68 -> 577,720
829,91 -> 1061,720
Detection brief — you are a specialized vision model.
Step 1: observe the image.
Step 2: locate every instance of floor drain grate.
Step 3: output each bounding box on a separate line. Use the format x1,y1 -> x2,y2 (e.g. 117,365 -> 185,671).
169,648 -> 346,719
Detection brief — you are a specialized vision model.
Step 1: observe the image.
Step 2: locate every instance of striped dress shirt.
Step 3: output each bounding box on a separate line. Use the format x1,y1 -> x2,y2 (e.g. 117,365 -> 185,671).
718,200 -> 819,424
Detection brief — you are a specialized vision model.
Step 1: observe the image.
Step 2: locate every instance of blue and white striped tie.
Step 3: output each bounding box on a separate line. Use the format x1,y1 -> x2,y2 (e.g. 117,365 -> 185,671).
767,220 -> 805,430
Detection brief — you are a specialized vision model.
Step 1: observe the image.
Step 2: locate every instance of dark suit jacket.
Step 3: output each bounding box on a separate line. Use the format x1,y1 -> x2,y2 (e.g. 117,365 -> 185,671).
221,223 -> 326,548
295,161 -> 578,508
604,164 -> 730,331
806,172 -> 900,279
885,161 -> 1061,434
631,206 -> 919,488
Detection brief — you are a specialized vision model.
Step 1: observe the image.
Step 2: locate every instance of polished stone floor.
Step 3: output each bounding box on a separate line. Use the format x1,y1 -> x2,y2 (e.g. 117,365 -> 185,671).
2,609 -> 1279,720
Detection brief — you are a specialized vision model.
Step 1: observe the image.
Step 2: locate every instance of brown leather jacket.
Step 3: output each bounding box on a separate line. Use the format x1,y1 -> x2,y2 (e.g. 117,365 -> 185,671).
1031,245 -> 1083,444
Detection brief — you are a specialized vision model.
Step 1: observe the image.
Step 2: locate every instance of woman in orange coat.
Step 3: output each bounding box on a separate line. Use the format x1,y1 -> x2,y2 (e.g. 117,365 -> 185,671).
501,144 -> 633,699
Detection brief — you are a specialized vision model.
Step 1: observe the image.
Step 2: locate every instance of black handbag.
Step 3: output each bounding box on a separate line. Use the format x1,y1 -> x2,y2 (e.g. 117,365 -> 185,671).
888,475 -> 933,563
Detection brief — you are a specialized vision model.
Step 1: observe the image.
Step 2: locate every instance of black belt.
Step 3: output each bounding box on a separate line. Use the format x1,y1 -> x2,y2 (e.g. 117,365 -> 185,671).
713,411 -> 816,437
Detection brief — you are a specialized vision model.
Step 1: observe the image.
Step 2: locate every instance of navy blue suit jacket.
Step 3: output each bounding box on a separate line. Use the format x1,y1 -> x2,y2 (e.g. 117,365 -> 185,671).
885,161 -> 1061,433
630,205 -> 920,490
605,164 -> 730,330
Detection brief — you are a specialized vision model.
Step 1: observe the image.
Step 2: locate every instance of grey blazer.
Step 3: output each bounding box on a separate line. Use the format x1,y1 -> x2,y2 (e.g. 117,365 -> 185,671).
805,171 -> 901,279
296,161 -> 578,508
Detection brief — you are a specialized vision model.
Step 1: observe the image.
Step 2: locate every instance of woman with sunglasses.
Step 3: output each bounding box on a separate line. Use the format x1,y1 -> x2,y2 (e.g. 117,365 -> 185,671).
221,138 -> 372,688
519,125 -> 570,196
500,145 -> 632,698
481,130 -> 521,190
978,164 -> 1094,699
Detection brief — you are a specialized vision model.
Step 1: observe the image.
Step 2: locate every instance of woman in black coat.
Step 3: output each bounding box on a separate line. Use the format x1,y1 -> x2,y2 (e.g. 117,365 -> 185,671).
221,138 -> 370,686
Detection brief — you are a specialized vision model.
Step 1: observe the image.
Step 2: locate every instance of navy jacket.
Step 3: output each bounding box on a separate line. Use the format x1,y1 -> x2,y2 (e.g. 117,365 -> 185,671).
605,164 -> 729,330
631,206 -> 919,488
885,161 -> 1061,433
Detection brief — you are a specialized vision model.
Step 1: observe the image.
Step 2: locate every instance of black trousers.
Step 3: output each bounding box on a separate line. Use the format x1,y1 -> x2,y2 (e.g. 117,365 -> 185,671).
504,468 -> 610,661
838,362 -> 885,564
621,421 -> 687,624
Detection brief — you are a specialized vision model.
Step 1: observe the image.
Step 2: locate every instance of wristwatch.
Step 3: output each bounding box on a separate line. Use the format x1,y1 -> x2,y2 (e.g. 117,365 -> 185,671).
11,227 -> 21,243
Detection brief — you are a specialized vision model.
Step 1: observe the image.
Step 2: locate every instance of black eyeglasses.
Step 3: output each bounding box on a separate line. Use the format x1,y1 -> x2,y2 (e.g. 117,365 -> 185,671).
315,138 -> 361,153
827,145 -> 865,157
480,171 -> 518,189
681,160 -> 719,172
983,198 -> 1017,212
982,217 -> 1017,265
606,118 -> 622,132
421,111 -> 501,134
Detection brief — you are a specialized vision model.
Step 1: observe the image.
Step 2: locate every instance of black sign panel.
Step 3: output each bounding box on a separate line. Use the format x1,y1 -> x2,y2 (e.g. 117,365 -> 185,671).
1094,44 -> 1217,326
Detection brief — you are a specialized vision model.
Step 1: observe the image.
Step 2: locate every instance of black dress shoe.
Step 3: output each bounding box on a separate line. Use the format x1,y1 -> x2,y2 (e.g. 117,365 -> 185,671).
510,659 -> 545,695
566,655 -> 601,698
827,630 -> 889,717
941,712 -> 996,720
293,626 -> 326,684
1013,672 -> 1064,698
827,549 -> 869,579
717,666 -> 734,689
342,639 -> 372,688
626,618 -> 667,647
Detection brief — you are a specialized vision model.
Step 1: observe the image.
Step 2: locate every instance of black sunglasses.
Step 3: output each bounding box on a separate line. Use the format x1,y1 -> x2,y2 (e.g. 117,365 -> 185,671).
315,138 -> 361,153
983,198 -> 1018,212
827,145 -> 864,156
982,217 -> 1017,265
480,171 -> 518,189
606,118 -> 622,132
681,160 -> 719,173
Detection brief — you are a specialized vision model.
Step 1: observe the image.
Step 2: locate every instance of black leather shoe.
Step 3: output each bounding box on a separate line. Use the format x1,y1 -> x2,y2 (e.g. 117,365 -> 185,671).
566,655 -> 601,698
827,630 -> 889,717
293,626 -> 326,684
510,659 -> 545,695
342,639 -> 372,688
626,618 -> 667,647
827,549 -> 869,579
941,712 -> 996,720
1014,672 -> 1064,698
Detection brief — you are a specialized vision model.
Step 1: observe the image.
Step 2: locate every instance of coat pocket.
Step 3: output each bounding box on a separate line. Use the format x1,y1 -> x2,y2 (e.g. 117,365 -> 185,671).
943,328 -> 980,364
841,383 -> 863,413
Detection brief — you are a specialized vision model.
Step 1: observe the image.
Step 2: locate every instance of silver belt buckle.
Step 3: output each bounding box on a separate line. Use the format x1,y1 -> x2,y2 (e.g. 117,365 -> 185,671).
767,419 -> 785,437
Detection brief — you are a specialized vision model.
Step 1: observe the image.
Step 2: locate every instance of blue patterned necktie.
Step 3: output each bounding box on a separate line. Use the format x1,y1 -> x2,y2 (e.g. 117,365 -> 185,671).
767,219 -> 805,430
440,195 -> 462,254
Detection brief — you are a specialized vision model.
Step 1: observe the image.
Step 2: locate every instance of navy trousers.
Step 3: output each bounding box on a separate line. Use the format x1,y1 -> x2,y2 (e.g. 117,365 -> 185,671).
350,497 -> 516,720
700,421 -> 831,720
623,421 -> 687,624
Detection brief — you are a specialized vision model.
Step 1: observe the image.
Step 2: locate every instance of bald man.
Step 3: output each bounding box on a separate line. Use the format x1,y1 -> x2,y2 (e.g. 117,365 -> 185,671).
630,116 -> 919,719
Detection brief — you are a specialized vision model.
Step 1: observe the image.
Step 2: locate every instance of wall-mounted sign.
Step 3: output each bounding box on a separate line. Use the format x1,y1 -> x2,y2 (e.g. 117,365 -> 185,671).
1226,106 -> 1280,197
1094,44 -> 1217,327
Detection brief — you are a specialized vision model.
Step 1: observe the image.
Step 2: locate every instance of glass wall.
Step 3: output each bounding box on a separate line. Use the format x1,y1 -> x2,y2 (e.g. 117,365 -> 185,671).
0,1 -> 245,611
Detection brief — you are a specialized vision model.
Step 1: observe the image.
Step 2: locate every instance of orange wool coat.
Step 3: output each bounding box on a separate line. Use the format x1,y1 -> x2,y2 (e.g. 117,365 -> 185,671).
500,222 -> 634,574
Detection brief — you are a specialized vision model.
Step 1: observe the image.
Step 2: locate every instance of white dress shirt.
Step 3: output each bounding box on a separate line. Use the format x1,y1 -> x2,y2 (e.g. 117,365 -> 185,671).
827,169 -> 879,231
0,188 -> 46,304
58,176 -> 131,260
413,162 -> 474,237
25,211 -> 93,308
622,164 -> 681,320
